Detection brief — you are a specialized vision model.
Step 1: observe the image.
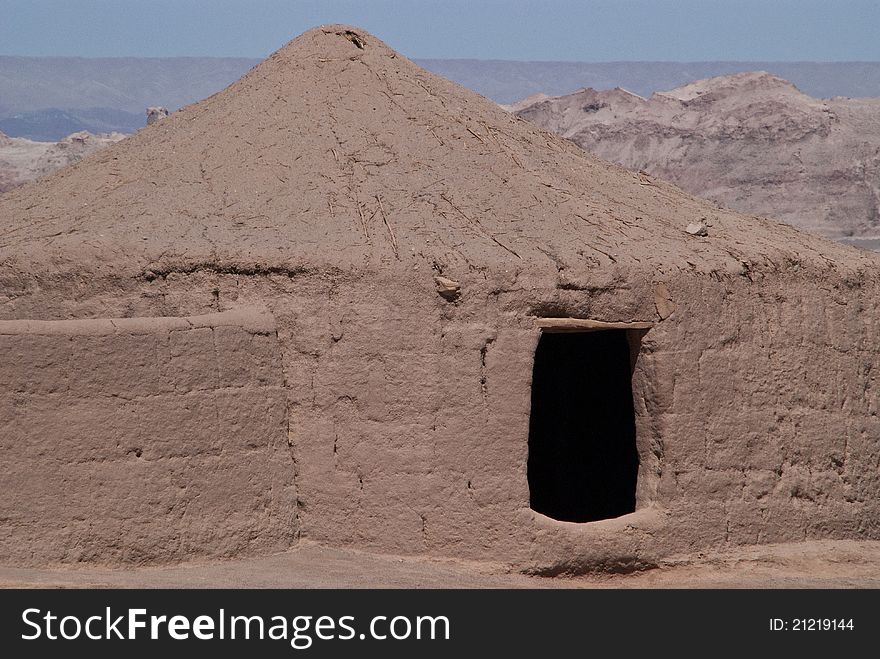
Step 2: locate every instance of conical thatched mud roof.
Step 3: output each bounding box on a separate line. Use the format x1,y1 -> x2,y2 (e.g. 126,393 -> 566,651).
1,25 -> 876,289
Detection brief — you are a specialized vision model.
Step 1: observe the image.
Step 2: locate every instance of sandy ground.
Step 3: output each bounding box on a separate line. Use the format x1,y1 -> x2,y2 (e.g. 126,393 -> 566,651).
1,540 -> 878,589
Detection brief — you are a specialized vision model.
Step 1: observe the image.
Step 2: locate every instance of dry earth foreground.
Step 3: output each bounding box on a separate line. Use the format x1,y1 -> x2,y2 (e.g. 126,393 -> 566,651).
515,72 -> 880,244
2,540 -> 879,588
0,129 -> 125,194
1,26 -> 879,580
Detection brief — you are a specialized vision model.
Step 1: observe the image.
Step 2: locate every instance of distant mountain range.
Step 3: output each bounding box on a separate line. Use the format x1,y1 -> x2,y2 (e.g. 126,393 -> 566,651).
0,56 -> 260,138
420,60 -> 880,104
0,108 -> 143,141
2,56 -> 880,139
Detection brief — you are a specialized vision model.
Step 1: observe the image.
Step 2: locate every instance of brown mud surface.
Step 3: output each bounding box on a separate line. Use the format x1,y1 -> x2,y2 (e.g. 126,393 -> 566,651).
2,540 -> 878,589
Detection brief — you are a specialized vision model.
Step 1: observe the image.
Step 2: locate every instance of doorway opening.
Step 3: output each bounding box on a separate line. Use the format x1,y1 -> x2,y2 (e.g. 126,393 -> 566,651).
527,329 -> 639,523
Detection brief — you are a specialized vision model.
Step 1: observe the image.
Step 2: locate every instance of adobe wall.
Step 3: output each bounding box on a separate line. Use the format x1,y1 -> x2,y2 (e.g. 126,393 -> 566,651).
650,276 -> 880,550
0,308 -> 296,566
489,274 -> 880,573
266,269 -> 880,573
1,266 -> 878,573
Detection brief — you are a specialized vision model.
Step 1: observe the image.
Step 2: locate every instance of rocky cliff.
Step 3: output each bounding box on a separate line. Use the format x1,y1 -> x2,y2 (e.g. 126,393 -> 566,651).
516,72 -> 880,241
0,130 -> 125,193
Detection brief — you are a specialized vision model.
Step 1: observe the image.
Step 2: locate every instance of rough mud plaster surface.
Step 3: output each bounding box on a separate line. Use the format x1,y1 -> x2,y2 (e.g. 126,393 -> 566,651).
0,308 -> 296,566
650,278 -> 880,550
0,27 -> 879,572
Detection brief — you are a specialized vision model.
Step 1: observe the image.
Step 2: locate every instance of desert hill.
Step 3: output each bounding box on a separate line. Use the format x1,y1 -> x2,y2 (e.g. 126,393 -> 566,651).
0,129 -> 125,193
515,72 -> 880,241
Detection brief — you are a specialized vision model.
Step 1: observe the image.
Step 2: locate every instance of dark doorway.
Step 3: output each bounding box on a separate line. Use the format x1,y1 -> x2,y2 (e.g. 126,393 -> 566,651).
527,330 -> 638,522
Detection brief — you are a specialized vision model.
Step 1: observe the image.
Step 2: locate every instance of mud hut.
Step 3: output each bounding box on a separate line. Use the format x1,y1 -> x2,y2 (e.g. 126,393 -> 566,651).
1,26 -> 879,574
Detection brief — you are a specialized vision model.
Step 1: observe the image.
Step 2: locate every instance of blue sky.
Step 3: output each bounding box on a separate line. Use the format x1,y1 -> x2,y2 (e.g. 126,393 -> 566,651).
2,0 -> 878,61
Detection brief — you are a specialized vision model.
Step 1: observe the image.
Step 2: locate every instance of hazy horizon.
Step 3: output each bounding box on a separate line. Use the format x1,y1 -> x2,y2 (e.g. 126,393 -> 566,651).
5,54 -> 880,65
2,0 -> 879,62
